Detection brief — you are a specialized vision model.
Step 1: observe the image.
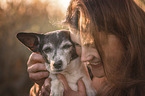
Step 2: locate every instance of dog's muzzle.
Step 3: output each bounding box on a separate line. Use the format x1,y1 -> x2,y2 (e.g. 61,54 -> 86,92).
53,60 -> 62,69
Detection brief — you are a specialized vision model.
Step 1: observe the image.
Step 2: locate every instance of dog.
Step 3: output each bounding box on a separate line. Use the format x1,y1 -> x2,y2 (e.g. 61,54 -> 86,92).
17,30 -> 96,96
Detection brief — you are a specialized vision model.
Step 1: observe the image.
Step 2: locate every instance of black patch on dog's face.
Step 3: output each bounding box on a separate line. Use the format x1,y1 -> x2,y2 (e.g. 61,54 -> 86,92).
43,31 -> 70,51
42,30 -> 78,61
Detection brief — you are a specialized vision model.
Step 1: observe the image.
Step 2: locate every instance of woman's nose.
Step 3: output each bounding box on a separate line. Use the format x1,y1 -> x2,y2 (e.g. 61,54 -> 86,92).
81,46 -> 94,62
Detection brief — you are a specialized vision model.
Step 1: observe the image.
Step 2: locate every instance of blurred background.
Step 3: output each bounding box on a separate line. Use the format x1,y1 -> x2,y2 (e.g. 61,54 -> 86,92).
0,0 -> 70,96
0,0 -> 144,96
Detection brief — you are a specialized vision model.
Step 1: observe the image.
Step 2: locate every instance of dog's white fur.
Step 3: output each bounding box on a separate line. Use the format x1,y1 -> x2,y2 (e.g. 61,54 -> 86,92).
44,41 -> 96,96
47,57 -> 96,96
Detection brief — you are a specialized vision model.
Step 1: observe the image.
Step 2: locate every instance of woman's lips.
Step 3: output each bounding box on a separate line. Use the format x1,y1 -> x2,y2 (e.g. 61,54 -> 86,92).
88,60 -> 102,66
90,62 -> 102,67
86,61 -> 103,71
83,61 -> 102,70
90,62 -> 100,65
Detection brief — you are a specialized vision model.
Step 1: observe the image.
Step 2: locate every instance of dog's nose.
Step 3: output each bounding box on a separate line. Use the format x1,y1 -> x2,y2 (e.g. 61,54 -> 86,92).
53,60 -> 62,69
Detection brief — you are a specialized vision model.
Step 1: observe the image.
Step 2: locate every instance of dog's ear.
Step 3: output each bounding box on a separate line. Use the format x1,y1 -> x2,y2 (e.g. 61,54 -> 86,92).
16,32 -> 43,52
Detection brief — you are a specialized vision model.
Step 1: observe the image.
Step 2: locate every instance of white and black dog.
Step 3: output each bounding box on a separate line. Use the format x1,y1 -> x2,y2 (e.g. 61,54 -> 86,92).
17,30 -> 96,96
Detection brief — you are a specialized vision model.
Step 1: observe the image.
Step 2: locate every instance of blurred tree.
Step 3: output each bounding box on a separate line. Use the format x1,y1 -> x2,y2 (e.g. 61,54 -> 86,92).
0,0 -> 68,96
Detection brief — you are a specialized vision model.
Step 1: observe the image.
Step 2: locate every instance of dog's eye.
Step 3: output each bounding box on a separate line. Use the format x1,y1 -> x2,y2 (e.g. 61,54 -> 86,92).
43,47 -> 52,53
62,44 -> 72,49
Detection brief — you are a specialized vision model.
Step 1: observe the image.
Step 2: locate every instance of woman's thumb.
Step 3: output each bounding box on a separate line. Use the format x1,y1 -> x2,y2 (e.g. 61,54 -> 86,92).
77,79 -> 87,96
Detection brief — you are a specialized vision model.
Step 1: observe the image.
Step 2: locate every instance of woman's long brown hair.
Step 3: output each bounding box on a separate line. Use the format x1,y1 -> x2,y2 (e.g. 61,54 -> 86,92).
65,0 -> 145,95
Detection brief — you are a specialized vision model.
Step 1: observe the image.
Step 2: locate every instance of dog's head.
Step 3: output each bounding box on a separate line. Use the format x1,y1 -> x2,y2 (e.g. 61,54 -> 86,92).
17,30 -> 78,74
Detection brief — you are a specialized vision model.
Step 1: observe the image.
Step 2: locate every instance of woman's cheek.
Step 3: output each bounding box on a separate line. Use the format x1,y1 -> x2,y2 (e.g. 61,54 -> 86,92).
75,46 -> 81,56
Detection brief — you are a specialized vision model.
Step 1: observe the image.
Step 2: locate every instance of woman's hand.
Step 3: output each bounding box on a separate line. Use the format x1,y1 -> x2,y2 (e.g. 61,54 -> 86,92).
39,78 -> 51,96
27,52 -> 49,86
57,74 -> 87,96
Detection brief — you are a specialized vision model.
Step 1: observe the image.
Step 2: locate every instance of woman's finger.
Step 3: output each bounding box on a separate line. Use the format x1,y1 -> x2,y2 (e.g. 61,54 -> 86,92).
27,63 -> 47,73
29,72 -> 49,81
39,78 -> 51,96
27,52 -> 45,66
57,74 -> 87,96
40,85 -> 45,96
44,78 -> 51,94
77,79 -> 87,96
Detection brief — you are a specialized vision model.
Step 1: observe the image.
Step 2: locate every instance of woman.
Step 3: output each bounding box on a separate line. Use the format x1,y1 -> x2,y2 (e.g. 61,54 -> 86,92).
28,0 -> 145,95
